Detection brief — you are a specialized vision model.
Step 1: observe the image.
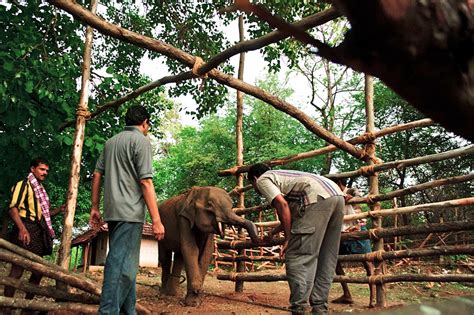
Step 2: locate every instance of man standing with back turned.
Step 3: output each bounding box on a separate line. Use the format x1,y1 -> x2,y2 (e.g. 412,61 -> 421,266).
89,105 -> 165,314
248,164 -> 344,315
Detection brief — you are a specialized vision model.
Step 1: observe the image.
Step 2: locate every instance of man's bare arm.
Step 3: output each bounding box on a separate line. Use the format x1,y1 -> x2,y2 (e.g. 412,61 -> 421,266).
9,207 -> 30,245
89,172 -> 103,227
140,178 -> 165,240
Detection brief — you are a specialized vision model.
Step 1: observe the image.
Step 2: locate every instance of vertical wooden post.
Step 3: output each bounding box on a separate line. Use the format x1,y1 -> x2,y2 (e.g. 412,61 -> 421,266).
235,14 -> 247,293
73,246 -> 79,272
393,197 -> 398,250
83,243 -> 90,274
364,74 -> 387,307
57,0 -> 98,273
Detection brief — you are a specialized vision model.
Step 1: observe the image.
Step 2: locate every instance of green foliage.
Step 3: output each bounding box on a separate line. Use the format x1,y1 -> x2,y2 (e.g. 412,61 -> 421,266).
0,2 -> 175,233
0,1 -> 82,212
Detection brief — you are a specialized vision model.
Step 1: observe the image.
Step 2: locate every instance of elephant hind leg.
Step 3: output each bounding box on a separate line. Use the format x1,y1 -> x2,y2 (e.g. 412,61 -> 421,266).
159,249 -> 172,294
166,252 -> 184,296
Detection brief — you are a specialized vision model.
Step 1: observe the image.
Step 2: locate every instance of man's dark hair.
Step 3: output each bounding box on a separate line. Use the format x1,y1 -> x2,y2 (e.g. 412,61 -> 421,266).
125,105 -> 151,126
30,157 -> 49,168
247,163 -> 270,180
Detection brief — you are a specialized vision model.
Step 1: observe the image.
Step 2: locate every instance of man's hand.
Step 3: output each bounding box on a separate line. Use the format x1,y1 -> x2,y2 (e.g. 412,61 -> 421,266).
18,227 -> 30,246
152,221 -> 165,240
89,207 -> 102,229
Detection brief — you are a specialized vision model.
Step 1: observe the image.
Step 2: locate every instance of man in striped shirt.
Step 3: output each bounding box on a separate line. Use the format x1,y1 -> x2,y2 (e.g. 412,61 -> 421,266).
4,157 -> 65,310
248,164 -> 344,315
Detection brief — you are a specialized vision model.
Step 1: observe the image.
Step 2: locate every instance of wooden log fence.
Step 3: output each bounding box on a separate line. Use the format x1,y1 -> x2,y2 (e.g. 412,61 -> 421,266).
327,145 -> 474,180
0,296 -> 98,314
348,173 -> 474,205
0,277 -> 100,304
0,248 -> 101,295
217,272 -> 474,284
230,197 -> 474,227
0,239 -> 151,314
217,220 -> 474,250
344,197 -> 474,222
220,118 -> 434,177
338,244 -> 474,262
215,245 -> 473,264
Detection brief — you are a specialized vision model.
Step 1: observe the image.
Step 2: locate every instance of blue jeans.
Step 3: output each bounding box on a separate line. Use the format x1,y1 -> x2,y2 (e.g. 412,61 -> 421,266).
99,221 -> 143,315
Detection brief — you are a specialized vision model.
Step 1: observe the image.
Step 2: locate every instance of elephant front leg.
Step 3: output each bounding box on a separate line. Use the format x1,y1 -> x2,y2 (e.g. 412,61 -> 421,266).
198,233 -> 214,283
179,218 -> 203,306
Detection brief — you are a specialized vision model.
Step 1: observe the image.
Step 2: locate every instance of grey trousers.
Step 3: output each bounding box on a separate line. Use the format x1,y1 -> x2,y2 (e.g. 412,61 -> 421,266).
285,195 -> 344,313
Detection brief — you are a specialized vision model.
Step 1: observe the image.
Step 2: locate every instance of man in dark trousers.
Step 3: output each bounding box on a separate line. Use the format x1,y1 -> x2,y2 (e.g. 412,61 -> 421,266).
5,157 -> 65,314
248,164 -> 344,315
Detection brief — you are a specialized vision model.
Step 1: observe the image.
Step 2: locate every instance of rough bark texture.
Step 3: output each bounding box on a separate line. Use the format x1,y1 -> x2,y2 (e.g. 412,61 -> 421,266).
328,0 -> 474,141
237,0 -> 474,141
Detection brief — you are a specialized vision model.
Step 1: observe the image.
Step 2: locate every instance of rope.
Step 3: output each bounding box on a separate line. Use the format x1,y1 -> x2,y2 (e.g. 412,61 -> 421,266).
230,240 -> 238,249
368,228 -> 381,241
192,56 -> 208,79
366,250 -> 385,262
170,274 -> 186,284
230,272 -> 238,281
368,275 -> 382,284
361,132 -> 376,143
76,107 -> 91,120
359,165 -> 376,177
366,194 -> 377,204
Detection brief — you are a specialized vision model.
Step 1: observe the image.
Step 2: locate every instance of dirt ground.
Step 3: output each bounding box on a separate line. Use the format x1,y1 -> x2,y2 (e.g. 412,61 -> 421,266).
85,263 -> 473,315
1,262 -> 473,314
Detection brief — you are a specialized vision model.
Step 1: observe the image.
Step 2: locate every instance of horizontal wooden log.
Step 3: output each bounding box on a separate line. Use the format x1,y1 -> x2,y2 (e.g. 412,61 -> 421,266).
341,220 -> 474,242
0,238 -> 94,284
217,255 -> 283,262
334,274 -> 474,284
348,173 -> 474,205
220,118 -> 434,176
217,220 -> 474,249
338,245 -> 474,262
217,272 -> 474,283
328,145 -> 474,179
0,248 -> 100,296
254,221 -> 280,228
233,196 -> 473,220
0,277 -> 99,304
217,271 -> 286,282
344,197 -> 474,222
0,296 -> 97,313
217,245 -> 473,264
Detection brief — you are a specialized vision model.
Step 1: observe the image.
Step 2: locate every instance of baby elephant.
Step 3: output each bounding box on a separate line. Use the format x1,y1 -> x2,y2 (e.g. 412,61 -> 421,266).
158,186 -> 259,306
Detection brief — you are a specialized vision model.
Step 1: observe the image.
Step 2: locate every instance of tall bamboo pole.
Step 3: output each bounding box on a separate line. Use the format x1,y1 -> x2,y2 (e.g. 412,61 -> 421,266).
364,74 -> 386,306
235,14 -> 247,293
57,0 -> 97,272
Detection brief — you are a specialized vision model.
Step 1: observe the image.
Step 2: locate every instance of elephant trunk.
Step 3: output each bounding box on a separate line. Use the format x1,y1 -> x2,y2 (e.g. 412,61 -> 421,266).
219,211 -> 260,243
240,219 -> 260,243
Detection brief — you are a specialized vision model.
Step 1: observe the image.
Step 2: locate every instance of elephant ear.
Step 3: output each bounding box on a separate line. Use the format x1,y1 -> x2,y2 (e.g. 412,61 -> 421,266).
177,187 -> 210,228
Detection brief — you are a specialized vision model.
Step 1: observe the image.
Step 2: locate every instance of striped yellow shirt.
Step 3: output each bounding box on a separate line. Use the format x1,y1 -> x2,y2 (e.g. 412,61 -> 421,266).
9,179 -> 42,221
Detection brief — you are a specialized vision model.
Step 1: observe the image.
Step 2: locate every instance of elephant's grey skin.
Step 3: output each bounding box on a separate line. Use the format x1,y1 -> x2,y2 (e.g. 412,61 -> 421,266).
158,186 -> 259,306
